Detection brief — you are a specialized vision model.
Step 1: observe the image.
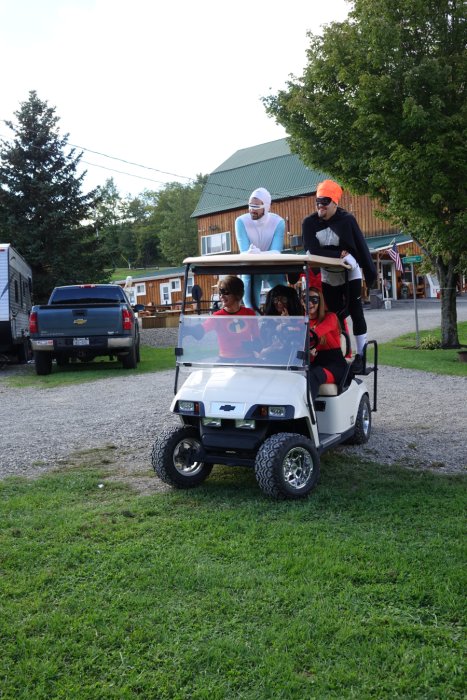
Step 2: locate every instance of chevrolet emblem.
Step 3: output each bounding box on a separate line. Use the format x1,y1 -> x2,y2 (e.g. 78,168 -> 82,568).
73,318 -> 87,325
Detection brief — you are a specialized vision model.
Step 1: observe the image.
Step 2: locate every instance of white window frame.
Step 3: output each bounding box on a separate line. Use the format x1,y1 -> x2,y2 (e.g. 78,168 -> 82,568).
135,282 -> 146,296
160,282 -> 171,306
201,231 -> 231,256
170,278 -> 181,292
186,275 -> 194,296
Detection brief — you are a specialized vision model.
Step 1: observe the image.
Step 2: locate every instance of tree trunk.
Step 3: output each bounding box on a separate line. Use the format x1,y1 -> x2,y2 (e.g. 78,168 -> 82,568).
437,257 -> 459,348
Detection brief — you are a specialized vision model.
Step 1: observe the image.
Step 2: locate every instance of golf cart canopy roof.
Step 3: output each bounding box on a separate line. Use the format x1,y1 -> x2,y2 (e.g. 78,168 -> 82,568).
183,253 -> 350,276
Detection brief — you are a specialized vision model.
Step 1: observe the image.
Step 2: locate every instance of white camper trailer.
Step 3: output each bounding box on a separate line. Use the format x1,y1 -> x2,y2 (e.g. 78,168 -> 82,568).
0,244 -> 32,363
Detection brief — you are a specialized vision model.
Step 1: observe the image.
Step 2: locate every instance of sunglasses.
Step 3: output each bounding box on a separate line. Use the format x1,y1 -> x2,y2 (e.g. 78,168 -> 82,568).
273,296 -> 288,304
309,296 -> 320,304
316,197 -> 333,206
218,289 -> 232,296
248,203 -> 264,210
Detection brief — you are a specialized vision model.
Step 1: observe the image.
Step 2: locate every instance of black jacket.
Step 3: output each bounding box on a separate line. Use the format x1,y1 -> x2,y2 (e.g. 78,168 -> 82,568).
302,208 -> 376,287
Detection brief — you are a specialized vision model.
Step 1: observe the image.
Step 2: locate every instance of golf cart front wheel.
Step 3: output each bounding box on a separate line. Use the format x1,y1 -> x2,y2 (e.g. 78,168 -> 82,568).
151,425 -> 212,488
255,433 -> 320,499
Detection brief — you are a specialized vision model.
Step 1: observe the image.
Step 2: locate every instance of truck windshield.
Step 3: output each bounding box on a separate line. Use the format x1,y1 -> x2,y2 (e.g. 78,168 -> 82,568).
50,287 -> 125,304
177,315 -> 308,369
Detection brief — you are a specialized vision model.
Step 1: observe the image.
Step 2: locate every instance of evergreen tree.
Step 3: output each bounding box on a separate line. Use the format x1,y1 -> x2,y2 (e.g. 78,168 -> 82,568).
0,91 -> 109,302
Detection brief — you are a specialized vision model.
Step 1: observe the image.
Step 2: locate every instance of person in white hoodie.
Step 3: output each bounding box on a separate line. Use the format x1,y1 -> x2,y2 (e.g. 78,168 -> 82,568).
235,187 -> 286,311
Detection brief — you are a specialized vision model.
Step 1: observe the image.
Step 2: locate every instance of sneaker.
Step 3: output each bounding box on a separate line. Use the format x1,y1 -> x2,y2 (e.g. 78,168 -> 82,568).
351,354 -> 364,374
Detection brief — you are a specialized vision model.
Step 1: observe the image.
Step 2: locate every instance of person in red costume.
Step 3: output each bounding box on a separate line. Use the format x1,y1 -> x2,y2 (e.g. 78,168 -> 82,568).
308,286 -> 348,400
202,275 -> 259,360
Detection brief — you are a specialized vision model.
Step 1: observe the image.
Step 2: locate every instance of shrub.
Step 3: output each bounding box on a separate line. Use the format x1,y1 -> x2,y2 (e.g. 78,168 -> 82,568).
420,334 -> 442,350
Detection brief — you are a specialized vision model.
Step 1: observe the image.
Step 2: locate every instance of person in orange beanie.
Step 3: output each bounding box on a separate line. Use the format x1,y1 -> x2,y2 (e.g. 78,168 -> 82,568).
302,179 -> 376,374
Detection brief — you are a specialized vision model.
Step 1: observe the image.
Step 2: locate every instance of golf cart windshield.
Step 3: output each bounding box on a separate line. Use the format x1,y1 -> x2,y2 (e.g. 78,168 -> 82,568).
177,314 -> 308,369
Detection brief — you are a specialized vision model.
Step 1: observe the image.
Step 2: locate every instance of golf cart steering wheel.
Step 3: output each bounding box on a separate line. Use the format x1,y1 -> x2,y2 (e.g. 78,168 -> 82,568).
309,328 -> 319,352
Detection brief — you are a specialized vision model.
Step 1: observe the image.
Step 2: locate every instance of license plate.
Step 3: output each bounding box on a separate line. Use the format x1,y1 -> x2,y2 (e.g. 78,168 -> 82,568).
73,337 -> 89,346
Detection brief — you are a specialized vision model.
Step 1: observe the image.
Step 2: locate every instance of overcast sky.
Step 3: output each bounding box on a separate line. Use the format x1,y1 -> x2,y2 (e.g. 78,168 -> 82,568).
1,0 -> 351,198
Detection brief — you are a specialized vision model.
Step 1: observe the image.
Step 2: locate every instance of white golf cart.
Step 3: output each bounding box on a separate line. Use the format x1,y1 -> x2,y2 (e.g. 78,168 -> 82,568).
151,253 -> 378,499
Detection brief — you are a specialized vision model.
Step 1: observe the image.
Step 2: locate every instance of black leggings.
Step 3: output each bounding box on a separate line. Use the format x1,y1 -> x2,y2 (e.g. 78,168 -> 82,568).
322,279 -> 367,336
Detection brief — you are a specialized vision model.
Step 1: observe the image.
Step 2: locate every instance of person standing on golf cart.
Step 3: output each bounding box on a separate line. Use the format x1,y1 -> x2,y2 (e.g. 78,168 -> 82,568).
308,286 -> 348,400
302,179 -> 376,374
235,187 -> 286,311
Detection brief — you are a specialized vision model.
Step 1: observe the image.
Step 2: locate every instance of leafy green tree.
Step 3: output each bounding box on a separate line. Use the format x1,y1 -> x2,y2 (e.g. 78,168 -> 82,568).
121,191 -> 162,268
93,178 -> 123,268
264,0 -> 466,347
0,91 -> 109,302
157,176 -> 207,266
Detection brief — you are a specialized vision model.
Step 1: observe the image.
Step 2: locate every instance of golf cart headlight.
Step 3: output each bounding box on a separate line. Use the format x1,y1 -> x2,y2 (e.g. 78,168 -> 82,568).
268,406 -> 286,418
178,400 -> 195,412
235,419 -> 256,430
202,417 -> 222,428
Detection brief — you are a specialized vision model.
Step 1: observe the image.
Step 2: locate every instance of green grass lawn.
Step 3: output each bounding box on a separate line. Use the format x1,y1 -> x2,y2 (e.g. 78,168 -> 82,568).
1,457 -> 465,699
377,322 -> 467,376
2,324 -> 466,696
7,346 -> 175,388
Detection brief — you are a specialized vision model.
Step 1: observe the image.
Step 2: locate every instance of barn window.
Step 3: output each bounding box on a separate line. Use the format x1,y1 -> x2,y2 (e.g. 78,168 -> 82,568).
135,283 -> 146,296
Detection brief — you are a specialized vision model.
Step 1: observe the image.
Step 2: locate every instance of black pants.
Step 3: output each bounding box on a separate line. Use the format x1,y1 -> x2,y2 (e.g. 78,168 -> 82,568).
309,366 -> 327,401
322,279 -> 367,336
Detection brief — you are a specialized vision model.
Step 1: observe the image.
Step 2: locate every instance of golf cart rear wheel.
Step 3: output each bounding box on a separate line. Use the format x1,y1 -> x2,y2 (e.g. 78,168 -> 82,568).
346,394 -> 371,444
151,425 -> 212,488
255,433 -> 320,500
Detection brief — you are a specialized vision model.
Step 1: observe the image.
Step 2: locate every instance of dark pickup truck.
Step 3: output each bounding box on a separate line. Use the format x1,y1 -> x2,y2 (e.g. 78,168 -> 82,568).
29,284 -> 142,375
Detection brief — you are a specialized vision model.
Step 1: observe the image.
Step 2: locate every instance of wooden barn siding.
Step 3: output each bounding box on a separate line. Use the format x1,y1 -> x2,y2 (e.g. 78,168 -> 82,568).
197,193 -> 398,252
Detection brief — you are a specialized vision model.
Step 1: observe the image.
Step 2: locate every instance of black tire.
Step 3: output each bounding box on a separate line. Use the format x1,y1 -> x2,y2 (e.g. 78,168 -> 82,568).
151,425 -> 213,488
56,355 -> 70,367
121,344 -> 137,369
34,351 -> 52,376
136,338 -> 141,362
347,394 -> 371,445
255,433 -> 320,499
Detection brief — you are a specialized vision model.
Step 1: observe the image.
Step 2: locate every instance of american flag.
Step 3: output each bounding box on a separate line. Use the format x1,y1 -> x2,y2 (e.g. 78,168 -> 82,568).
388,242 -> 404,272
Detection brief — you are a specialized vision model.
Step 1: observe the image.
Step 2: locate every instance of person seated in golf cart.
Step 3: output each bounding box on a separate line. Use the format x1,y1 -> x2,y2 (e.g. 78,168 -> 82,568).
255,284 -> 304,362
185,275 -> 260,361
308,286 -> 348,400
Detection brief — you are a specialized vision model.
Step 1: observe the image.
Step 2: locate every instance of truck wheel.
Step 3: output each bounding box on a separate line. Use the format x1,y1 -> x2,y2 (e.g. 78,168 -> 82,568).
151,425 -> 213,488
121,344 -> 137,369
34,352 -> 52,376
346,395 -> 371,445
255,433 -> 320,499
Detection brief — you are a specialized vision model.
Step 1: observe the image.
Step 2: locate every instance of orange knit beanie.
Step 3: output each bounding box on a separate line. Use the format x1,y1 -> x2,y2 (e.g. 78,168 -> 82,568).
316,179 -> 343,204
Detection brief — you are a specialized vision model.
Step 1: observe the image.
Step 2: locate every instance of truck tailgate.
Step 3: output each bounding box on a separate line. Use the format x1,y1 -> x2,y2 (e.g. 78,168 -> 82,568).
36,304 -> 125,336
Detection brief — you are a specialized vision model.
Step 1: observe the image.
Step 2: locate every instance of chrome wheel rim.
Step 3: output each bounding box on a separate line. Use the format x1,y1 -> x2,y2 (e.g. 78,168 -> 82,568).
362,402 -> 371,436
283,447 -> 314,489
173,437 -> 203,476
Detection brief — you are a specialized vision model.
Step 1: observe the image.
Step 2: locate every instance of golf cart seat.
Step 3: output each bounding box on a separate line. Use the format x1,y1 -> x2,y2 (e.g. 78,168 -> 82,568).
318,332 -> 352,396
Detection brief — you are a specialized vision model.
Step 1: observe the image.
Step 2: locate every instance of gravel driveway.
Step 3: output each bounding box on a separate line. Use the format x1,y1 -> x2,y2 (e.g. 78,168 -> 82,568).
1,302 -> 466,490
